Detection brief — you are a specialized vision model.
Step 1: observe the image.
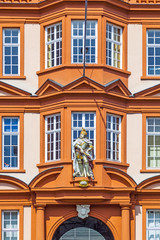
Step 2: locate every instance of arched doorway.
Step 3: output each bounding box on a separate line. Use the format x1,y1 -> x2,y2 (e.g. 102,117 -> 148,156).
52,216 -> 114,240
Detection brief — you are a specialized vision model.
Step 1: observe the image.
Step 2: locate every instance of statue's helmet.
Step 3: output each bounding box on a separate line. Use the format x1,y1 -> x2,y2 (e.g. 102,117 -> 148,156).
80,127 -> 87,136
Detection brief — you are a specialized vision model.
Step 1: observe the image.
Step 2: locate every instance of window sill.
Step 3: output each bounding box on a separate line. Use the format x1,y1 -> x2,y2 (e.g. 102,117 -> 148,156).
37,161 -> 71,171
140,169 -> 160,173
0,169 -> 25,173
141,76 -> 160,80
37,64 -> 131,76
95,160 -> 129,172
0,75 -> 26,80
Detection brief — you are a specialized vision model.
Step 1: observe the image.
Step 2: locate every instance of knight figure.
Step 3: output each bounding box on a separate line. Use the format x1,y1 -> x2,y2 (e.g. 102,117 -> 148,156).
73,128 -> 94,179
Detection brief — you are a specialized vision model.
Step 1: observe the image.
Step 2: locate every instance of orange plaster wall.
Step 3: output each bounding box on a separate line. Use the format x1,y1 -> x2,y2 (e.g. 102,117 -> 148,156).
38,66 -> 129,88
45,205 -> 121,240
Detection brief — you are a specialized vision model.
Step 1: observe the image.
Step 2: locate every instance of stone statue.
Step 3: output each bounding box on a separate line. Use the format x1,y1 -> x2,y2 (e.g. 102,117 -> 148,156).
73,128 -> 94,179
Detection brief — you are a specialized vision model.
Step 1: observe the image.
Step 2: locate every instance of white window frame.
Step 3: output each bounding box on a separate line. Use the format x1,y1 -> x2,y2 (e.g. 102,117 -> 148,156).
71,20 -> 97,64
2,117 -> 19,169
3,28 -> 20,76
106,114 -> 121,161
71,112 -> 96,159
106,23 -> 122,69
146,210 -> 160,240
146,117 -> 160,168
45,113 -> 61,162
2,210 -> 19,240
45,22 -> 62,68
147,29 -> 160,76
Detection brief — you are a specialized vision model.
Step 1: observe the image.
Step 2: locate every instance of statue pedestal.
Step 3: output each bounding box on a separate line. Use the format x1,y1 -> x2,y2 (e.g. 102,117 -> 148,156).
70,177 -> 97,187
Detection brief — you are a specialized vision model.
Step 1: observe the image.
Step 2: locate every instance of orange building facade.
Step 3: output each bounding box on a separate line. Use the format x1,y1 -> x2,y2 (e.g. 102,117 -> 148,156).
0,0 -> 160,240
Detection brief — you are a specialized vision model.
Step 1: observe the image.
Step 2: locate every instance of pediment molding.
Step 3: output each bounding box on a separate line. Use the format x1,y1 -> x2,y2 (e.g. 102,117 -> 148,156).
104,79 -> 131,97
63,77 -> 104,91
104,167 -> 137,188
29,166 -> 63,189
36,77 -> 131,99
137,175 -> 160,190
134,83 -> 160,98
35,79 -> 63,96
0,81 -> 31,97
0,175 -> 28,191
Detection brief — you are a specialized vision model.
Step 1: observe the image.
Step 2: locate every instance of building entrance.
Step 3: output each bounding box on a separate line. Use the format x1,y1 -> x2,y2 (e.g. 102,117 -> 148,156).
52,216 -> 114,240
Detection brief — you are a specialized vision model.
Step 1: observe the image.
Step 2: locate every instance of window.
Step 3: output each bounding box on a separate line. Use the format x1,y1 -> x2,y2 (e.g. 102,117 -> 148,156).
106,114 -> 121,161
72,112 -> 96,158
146,118 -> 160,168
106,23 -> 122,68
60,227 -> 105,240
2,211 -> 19,240
45,114 -> 61,161
147,210 -> 160,240
3,28 -> 20,76
2,117 -> 19,169
71,20 -> 97,64
147,30 -> 160,75
45,22 -> 62,68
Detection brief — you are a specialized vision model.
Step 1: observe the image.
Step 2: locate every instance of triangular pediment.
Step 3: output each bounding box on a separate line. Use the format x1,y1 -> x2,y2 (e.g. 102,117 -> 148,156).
36,79 -> 63,96
0,81 -> 31,97
135,84 -> 160,97
104,79 -> 131,97
64,76 -> 104,91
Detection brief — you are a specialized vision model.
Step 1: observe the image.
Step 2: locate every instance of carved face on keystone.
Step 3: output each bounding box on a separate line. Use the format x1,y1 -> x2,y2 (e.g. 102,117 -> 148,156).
76,205 -> 90,219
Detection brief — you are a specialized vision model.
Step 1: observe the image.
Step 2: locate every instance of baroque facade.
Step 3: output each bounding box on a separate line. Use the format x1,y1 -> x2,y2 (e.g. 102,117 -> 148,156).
0,0 -> 160,239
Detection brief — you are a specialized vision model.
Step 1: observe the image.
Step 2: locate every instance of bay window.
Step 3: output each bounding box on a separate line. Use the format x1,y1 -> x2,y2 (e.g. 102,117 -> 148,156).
45,22 -> 62,68
71,20 -> 97,64
106,23 -> 122,68
72,112 -> 96,158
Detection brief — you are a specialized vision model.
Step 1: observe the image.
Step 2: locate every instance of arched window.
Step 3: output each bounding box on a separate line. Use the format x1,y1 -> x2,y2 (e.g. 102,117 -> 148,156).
60,227 -> 105,240
52,216 -> 114,240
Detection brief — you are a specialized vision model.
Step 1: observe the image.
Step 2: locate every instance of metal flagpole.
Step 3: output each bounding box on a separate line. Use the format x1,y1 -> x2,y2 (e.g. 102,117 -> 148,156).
83,0 -> 88,77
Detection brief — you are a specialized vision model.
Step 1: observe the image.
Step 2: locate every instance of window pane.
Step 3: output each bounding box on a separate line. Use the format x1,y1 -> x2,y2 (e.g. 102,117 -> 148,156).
2,118 -> 19,169
147,30 -> 160,75
72,21 -> 97,64
46,23 -> 62,68
106,114 -> 121,161
72,112 -> 96,159
45,114 -> 61,161
3,29 -> 19,75
106,24 -> 122,68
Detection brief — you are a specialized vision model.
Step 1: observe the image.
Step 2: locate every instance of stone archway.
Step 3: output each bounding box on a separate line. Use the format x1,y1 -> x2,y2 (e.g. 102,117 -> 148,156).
52,216 -> 114,240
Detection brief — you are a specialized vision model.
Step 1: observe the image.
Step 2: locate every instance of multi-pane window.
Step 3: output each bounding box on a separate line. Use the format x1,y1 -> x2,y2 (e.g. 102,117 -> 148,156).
2,117 -> 19,169
106,23 -> 122,68
106,114 -> 121,161
3,28 -> 20,75
146,118 -> 160,168
147,210 -> 160,240
45,22 -> 62,68
60,227 -> 105,240
72,112 -> 96,158
2,211 -> 19,240
45,114 -> 61,161
71,21 -> 97,64
147,30 -> 160,75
